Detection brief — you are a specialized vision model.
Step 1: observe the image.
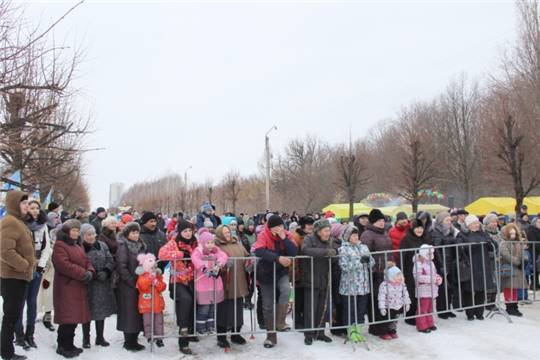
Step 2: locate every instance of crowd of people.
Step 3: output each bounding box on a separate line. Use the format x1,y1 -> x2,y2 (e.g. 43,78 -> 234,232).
1,190 -> 540,360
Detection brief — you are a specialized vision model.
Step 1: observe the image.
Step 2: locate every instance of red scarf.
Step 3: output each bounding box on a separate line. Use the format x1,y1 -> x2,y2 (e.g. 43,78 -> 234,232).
253,224 -> 291,252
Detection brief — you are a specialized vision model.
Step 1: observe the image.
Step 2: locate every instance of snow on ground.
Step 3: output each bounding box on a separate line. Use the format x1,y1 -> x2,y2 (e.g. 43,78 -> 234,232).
18,299 -> 540,360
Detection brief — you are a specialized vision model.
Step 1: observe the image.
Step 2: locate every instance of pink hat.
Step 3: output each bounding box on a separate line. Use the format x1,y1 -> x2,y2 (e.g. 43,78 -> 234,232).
198,231 -> 214,248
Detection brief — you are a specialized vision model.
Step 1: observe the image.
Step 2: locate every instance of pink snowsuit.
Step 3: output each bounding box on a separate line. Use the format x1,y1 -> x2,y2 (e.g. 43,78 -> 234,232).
191,246 -> 228,305
413,257 -> 441,331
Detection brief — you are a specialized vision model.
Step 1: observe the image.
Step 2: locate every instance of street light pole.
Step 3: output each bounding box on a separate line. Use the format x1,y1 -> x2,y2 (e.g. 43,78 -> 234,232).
265,126 -> 277,210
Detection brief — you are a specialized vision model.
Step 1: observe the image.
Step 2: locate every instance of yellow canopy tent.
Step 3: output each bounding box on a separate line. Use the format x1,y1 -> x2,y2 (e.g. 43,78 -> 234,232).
524,197 -> 540,214
465,197 -> 540,216
321,203 -> 372,218
383,204 -> 449,217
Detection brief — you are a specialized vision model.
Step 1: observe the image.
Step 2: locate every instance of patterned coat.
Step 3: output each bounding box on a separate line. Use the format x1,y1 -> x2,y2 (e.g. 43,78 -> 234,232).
338,242 -> 374,296
377,281 -> 411,311
85,241 -> 116,320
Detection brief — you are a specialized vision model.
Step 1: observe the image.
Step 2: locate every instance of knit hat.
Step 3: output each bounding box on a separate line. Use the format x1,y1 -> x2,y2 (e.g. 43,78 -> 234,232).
314,219 -> 331,234
140,211 -> 157,225
418,244 -> 434,260
357,213 -> 369,219
340,225 -> 359,243
122,221 -> 141,237
456,209 -> 469,216
96,207 -> 106,215
410,218 -> 424,230
62,219 -> 81,232
80,223 -> 96,239
385,266 -> 402,282
176,219 -> 194,234
465,214 -> 480,228
331,223 -> 344,238
482,213 -> 499,226
198,231 -> 215,248
102,216 -> 117,228
395,212 -> 408,222
47,211 -> 60,228
368,209 -> 385,224
435,211 -> 450,226
201,203 -> 213,214
47,202 -> 60,212
267,214 -> 284,229
121,214 -> 134,223
203,218 -> 214,228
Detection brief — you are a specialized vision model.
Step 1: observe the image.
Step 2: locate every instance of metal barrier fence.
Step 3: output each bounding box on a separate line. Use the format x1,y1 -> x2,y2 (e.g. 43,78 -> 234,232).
142,240 -> 540,351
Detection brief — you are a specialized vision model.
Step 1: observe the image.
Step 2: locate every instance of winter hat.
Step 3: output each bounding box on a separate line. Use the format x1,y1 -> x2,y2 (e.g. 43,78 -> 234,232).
331,223 -> 344,238
464,214 -> 480,228
385,266 -> 402,282
368,209 -> 385,224
176,219 -> 194,234
456,209 -> 469,216
47,202 -> 60,212
410,218 -> 424,230
267,214 -> 284,229
122,221 -> 141,237
313,219 -> 331,234
395,212 -> 408,222
47,211 -> 60,228
340,225 -> 359,243
96,207 -> 107,216
76,207 -> 85,213
418,244 -> 434,260
121,214 -> 134,224
236,217 -> 245,226
201,203 -> 213,213
102,216 -> 117,228
288,222 -> 298,233
299,216 -> 315,229
140,211 -> 157,225
435,211 -> 451,226
203,218 -> 214,228
482,213 -> 499,226
247,218 -> 255,227
80,223 -> 96,239
62,219 -> 81,232
357,213 -> 369,219
198,231 -> 215,248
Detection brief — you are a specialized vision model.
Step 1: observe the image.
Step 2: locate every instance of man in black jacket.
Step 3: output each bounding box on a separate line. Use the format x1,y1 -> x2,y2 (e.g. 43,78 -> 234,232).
139,212 -> 167,271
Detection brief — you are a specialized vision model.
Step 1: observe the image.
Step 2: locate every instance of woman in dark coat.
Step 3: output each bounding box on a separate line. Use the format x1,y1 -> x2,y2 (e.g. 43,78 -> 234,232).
456,215 -> 495,321
52,220 -> 95,358
359,209 -> 393,337
98,216 -> 119,255
398,219 -> 432,325
115,222 -> 146,352
80,224 -> 116,349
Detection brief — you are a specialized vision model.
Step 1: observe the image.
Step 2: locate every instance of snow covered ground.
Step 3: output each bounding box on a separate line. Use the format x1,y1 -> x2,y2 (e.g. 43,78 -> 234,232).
16,298 -> 540,360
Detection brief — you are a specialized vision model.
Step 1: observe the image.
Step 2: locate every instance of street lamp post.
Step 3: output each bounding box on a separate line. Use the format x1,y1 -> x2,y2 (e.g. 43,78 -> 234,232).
265,126 -> 277,210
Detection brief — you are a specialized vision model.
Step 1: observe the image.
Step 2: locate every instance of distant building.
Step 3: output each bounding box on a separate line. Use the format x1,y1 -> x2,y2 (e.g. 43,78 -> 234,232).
109,182 -> 124,208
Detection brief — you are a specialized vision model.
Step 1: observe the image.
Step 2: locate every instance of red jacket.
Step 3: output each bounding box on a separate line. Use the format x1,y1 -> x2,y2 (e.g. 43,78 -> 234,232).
136,272 -> 166,313
388,223 -> 410,251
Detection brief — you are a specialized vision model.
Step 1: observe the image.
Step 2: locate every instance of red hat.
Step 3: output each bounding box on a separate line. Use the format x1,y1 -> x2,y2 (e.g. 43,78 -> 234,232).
121,214 -> 134,224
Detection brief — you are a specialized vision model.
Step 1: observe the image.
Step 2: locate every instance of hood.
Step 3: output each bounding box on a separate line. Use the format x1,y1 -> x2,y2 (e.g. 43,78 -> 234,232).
5,190 -> 28,220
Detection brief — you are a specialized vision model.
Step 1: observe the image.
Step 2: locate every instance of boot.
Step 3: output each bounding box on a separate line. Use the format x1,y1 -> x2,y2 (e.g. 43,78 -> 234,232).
43,312 -> 55,332
276,304 -> 290,332
315,332 -> 332,343
94,321 -> 110,347
14,331 -> 30,351
24,325 -> 37,348
230,327 -> 246,345
123,333 -> 145,352
2,355 -> 27,360
82,323 -> 91,349
56,347 -> 78,359
506,303 -> 523,317
216,327 -> 230,349
178,337 -> 192,355
263,318 -> 277,348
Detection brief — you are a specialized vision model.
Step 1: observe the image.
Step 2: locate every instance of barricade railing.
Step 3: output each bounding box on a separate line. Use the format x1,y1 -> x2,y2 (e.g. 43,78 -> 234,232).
143,240 -> 534,352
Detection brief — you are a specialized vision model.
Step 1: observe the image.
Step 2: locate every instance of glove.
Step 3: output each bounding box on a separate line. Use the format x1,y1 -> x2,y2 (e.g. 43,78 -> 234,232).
360,256 -> 370,264
326,249 -> 337,257
82,271 -> 93,284
96,271 -> 108,281
203,267 -> 212,278
152,278 -> 159,286
225,259 -> 234,269
211,268 -> 220,278
36,266 -> 45,274
380,308 -> 387,317
42,279 -> 50,289
435,275 -> 443,286
405,304 -> 410,312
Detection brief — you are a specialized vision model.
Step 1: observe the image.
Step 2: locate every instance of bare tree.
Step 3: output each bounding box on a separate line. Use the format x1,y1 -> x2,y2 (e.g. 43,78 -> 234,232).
222,170 -> 241,214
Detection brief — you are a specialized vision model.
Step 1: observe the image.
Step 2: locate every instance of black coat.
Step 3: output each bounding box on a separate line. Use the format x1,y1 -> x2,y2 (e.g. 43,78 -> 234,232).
300,233 -> 338,289
431,227 -> 456,275
139,227 -> 166,269
456,230 -> 495,292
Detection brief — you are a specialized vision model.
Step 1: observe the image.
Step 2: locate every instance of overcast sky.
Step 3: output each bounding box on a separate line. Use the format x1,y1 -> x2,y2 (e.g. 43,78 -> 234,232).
26,0 -> 517,209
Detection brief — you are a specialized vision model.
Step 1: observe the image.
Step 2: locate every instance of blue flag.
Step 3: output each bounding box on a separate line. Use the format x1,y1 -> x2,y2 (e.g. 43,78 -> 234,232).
1,170 -> 21,191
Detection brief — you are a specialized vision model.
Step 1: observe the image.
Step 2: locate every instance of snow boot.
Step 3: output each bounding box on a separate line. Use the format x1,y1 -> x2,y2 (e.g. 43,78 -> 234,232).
263,319 -> 277,348
95,321 -> 110,347
276,304 -> 290,331
14,332 -> 30,351
230,327 -> 247,345
24,325 -> 37,348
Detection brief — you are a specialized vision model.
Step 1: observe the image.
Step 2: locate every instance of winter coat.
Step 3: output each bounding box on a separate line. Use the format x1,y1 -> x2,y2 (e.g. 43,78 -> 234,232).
291,229 -> 308,286
136,272 -> 166,313
52,231 -> 95,324
378,281 -> 411,311
0,190 -> 36,281
360,225 -> 392,274
338,241 -> 374,296
526,225 -> 540,266
139,226 -> 166,263
115,235 -> 146,332
253,225 -> 298,284
99,228 -> 118,255
196,213 -> 218,229
431,226 -> 457,275
37,227 -> 56,313
399,231 -> 432,299
216,235 -> 249,300
91,216 -> 103,236
499,240 -> 528,289
191,246 -> 228,305
158,238 -> 195,285
412,257 -> 440,299
300,233 -> 339,289
389,223 -> 410,251
27,211 -> 52,271
84,241 -> 116,320
456,230 -> 495,292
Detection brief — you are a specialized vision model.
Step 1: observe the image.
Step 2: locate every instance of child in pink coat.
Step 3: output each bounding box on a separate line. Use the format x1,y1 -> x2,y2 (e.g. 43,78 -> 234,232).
413,244 -> 442,333
191,230 -> 228,334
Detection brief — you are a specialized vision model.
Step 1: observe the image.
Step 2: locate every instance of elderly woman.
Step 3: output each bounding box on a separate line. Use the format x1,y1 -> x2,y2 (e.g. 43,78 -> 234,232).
116,222 -> 146,352
500,223 -> 528,317
80,224 -> 116,348
52,220 -> 95,358
98,216 -> 119,255
215,225 -> 250,349
456,215 -> 495,321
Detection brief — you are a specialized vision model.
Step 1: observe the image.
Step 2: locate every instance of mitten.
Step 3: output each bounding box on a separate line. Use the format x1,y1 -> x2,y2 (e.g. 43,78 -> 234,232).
327,249 -> 337,257
435,274 -> 443,286
82,271 -> 93,284
405,304 -> 410,312
360,256 -> 370,264
96,271 -> 108,281
36,266 -> 45,274
380,308 -> 387,316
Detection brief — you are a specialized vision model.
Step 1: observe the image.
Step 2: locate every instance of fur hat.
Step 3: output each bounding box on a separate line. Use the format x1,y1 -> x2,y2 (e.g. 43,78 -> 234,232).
299,216 -> 315,228
140,211 -> 157,225
122,221 -> 141,237
465,214 -> 480,228
47,202 -> 60,212
368,209 -> 385,224
62,219 -> 81,232
483,213 -> 499,226
314,219 -> 331,234
80,223 -> 96,239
